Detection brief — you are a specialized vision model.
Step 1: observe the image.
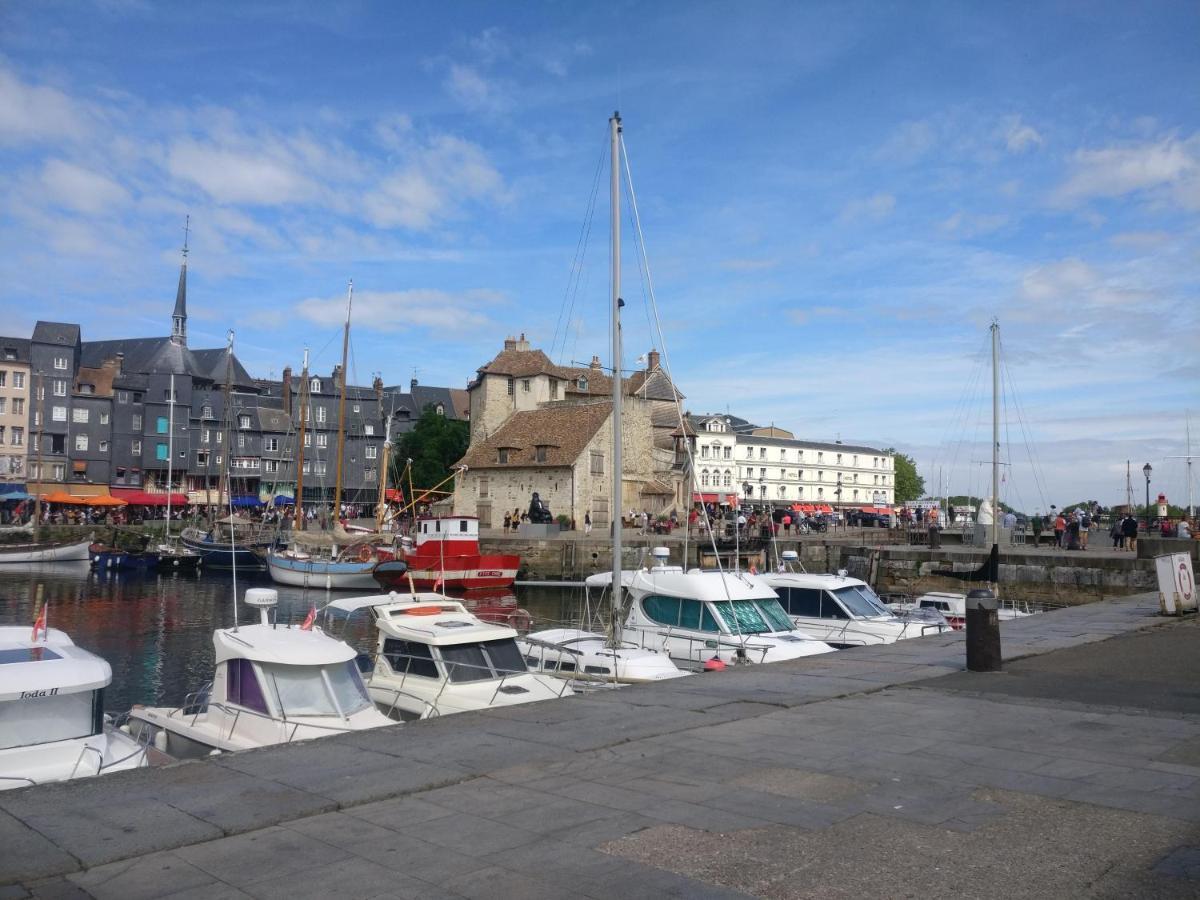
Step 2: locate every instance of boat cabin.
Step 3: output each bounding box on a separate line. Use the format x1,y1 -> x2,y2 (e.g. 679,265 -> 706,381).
0,628 -> 108,755
770,575 -> 894,622
413,516 -> 480,548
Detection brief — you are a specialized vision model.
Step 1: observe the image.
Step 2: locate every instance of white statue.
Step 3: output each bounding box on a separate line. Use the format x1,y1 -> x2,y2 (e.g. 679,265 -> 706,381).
977,497 -> 995,526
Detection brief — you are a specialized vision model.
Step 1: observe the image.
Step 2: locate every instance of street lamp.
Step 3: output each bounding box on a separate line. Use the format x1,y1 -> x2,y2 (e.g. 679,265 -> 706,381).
1143,462 -> 1152,526
835,475 -> 843,531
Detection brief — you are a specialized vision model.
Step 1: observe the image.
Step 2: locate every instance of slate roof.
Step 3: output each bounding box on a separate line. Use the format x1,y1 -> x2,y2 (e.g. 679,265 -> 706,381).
256,407 -> 293,433
173,261 -> 187,320
737,434 -> 891,455
190,348 -> 258,389
0,337 -> 31,364
81,337 -> 203,377
32,322 -> 81,346
457,402 -> 611,470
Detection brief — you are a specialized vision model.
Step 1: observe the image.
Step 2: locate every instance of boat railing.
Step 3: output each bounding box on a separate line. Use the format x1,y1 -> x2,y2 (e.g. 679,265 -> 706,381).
627,626 -> 773,664
380,650 -> 571,709
0,774 -> 37,789
374,685 -> 441,721
67,743 -> 103,780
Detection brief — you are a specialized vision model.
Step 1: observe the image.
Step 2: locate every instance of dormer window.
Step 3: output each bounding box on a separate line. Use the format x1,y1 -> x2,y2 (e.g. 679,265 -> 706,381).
534,445 -> 550,463
202,405 -> 213,418
577,376 -> 588,391
497,448 -> 510,464
435,403 -> 445,416
238,415 -> 251,429
310,378 -> 321,393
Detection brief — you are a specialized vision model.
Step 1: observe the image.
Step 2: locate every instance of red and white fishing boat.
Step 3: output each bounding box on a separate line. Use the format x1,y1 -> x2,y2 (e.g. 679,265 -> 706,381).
373,516 -> 519,591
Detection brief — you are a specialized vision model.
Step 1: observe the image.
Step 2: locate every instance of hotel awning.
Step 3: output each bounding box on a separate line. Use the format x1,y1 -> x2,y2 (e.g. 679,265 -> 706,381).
692,493 -> 737,504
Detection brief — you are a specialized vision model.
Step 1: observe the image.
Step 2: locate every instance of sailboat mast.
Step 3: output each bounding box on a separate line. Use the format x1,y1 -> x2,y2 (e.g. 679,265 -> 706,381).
333,280 -> 353,520
165,372 -> 174,539
609,111 -> 623,647
217,331 -> 234,512
294,348 -> 309,531
376,415 -> 392,532
33,372 -> 44,543
991,321 -> 1000,554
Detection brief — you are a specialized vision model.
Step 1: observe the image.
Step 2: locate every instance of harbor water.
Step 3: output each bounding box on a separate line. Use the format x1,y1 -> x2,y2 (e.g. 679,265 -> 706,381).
0,563 -> 588,714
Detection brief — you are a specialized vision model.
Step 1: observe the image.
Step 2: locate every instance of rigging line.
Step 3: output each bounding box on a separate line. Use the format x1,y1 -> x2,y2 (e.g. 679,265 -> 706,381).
929,332 -> 989,488
1001,347 -> 1051,513
620,134 -> 731,595
941,334 -> 990,501
551,133 -> 608,365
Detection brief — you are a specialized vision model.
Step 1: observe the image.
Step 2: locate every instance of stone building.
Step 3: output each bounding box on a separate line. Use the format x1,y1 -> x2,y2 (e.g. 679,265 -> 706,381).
453,335 -> 685,525
0,337 -> 30,482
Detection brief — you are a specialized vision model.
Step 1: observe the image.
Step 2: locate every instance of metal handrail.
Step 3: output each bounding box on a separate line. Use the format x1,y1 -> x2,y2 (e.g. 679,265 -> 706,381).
628,625 -> 772,664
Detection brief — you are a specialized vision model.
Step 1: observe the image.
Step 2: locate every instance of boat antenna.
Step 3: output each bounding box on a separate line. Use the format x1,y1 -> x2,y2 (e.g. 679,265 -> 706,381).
608,110 -> 623,649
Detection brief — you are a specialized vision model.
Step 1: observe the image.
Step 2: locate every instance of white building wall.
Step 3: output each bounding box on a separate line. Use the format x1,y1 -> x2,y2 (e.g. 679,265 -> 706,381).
733,436 -> 895,507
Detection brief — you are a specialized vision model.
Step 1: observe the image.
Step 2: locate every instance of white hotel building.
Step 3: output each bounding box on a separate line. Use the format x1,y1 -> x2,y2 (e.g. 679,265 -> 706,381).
688,415 -> 894,511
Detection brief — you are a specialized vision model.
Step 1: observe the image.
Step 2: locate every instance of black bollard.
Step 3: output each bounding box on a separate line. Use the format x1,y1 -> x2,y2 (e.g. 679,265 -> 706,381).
965,588 -> 1002,672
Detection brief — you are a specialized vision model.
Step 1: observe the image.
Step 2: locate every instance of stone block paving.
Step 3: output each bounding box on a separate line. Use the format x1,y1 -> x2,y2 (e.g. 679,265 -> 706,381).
3,593 -> 1199,898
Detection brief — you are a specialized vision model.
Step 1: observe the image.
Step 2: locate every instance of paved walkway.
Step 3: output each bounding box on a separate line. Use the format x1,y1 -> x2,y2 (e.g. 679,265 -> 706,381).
3,595 -> 1198,898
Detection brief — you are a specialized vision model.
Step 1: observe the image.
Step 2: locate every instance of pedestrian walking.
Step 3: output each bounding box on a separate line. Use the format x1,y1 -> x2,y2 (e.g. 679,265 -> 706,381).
1120,512 -> 1138,552
584,512 -> 592,536
1109,517 -> 1122,549
1054,513 -> 1066,548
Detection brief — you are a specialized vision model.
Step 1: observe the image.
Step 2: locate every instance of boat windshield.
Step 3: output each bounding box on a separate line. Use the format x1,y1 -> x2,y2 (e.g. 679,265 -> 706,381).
712,599 -> 773,634
259,660 -> 372,717
754,598 -> 796,632
0,689 -> 100,750
439,639 -> 528,683
832,586 -> 893,618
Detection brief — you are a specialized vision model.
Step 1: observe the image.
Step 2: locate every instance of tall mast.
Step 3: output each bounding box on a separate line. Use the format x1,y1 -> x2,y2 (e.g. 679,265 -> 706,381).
217,331 -> 234,511
332,280 -> 353,520
165,372 -> 175,540
293,348 -> 309,531
375,414 -> 392,532
33,372 -> 44,543
990,321 -> 1000,557
609,111 -> 623,647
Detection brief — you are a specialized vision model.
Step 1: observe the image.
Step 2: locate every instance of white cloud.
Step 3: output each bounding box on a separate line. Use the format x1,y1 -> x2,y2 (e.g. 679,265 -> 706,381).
445,64 -> 507,113
40,159 -> 130,214
1017,257 -> 1151,309
940,211 -> 1008,238
875,120 -> 936,165
1004,117 -> 1043,153
167,138 -> 321,206
0,66 -> 92,145
1052,136 -> 1198,207
296,288 -> 505,333
839,192 -> 896,223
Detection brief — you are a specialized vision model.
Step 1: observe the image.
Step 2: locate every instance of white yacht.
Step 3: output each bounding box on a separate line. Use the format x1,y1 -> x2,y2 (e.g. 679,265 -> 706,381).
0,626 -> 147,790
326,592 -> 571,720
598,559 -> 835,668
518,628 -> 688,685
758,561 -> 948,648
128,588 -> 391,757
888,591 -> 1034,631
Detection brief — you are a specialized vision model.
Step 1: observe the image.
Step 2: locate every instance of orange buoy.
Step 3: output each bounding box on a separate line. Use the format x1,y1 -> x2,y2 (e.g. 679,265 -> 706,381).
356,544 -> 373,563
703,656 -> 727,672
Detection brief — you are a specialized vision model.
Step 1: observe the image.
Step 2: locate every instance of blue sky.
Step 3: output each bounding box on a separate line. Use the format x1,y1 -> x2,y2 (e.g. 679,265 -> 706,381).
1,1 -> 1197,511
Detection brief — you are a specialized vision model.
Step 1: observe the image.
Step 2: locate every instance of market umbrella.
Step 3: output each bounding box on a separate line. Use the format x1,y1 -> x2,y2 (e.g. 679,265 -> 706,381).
87,495 -> 128,507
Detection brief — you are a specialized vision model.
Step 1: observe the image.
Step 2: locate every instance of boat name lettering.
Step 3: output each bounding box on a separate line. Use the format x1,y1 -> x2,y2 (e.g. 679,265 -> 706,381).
20,688 -> 60,699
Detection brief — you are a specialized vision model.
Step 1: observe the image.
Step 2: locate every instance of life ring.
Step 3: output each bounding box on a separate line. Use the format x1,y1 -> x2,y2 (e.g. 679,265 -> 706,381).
356,544 -> 373,563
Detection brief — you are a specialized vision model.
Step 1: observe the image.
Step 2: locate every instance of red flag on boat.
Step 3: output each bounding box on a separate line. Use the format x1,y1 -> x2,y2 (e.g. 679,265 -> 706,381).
31,603 -> 47,642
300,606 -> 316,631
749,564 -> 758,575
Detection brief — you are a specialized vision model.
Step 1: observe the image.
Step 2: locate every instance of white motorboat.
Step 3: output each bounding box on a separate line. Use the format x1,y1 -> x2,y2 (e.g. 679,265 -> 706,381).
758,559 -> 948,647
888,591 -> 1034,631
325,591 -> 571,720
128,588 -> 391,757
596,555 -> 835,668
0,538 -> 92,564
0,625 -> 147,790
518,628 -> 689,684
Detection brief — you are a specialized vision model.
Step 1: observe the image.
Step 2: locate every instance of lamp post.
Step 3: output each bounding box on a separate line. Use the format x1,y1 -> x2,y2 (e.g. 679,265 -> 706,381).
836,475 -> 843,531
1143,462 -> 1152,527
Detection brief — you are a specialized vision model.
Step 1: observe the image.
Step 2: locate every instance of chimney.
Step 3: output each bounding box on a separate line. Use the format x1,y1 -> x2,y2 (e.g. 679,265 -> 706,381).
590,355 -> 603,371
410,377 -> 418,391
115,352 -> 124,374
281,366 -> 292,415
503,335 -> 517,351
515,332 -> 531,352
374,375 -> 384,403
647,349 -> 660,371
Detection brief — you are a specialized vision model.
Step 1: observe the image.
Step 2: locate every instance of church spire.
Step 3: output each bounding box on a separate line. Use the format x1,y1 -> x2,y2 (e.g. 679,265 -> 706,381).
171,215 -> 189,346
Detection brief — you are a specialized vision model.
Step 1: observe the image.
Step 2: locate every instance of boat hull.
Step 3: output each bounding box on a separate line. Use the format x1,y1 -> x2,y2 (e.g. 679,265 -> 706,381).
376,553 -> 520,591
180,536 -> 267,570
266,553 -> 378,589
0,539 -> 92,563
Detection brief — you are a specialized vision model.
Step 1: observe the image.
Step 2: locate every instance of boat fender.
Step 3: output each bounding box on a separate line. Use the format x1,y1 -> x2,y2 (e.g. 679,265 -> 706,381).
153,731 -> 168,752
703,656 -> 727,672
356,544 -> 373,563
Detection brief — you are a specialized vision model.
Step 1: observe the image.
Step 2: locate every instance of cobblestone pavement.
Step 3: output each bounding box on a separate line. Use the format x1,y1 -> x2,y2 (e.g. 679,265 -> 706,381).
3,594 -> 1197,899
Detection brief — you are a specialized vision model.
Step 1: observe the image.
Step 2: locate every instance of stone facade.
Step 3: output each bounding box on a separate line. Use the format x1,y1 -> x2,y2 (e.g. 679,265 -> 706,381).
0,338 -> 30,482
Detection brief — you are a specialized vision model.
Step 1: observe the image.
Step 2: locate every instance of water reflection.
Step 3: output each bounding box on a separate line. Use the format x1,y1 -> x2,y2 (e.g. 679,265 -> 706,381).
0,566 -> 587,713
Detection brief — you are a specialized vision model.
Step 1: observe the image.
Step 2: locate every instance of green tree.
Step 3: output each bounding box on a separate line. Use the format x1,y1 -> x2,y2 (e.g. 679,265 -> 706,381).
884,449 -> 925,504
394,406 -> 470,498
